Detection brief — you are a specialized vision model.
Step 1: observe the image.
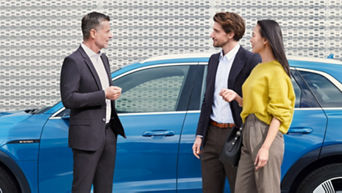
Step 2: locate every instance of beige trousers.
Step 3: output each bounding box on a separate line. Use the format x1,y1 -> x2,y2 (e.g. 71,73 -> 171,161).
235,114 -> 284,193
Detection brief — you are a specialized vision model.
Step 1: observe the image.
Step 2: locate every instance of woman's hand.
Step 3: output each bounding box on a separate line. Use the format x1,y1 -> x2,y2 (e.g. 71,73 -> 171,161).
254,117 -> 281,170
219,89 -> 243,106
220,89 -> 238,102
254,147 -> 269,170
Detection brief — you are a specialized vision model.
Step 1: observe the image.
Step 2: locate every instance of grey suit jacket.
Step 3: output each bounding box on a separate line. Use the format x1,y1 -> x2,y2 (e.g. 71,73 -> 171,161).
60,46 -> 125,151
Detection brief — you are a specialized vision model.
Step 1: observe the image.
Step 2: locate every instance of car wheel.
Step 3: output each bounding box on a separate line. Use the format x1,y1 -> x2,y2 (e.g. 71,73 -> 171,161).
296,163 -> 342,193
0,166 -> 20,193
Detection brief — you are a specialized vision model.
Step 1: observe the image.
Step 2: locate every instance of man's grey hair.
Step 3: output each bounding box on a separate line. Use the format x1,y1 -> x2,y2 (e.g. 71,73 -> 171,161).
81,12 -> 110,41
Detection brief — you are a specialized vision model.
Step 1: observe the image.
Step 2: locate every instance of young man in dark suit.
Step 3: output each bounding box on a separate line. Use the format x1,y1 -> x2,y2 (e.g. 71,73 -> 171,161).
192,12 -> 261,193
60,12 -> 125,193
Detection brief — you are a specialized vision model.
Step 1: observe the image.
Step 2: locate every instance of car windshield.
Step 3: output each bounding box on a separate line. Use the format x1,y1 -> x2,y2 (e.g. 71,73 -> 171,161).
24,106 -> 50,114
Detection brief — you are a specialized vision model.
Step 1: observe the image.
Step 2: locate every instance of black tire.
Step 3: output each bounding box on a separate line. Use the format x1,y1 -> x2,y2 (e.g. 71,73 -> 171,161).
0,166 -> 20,193
296,163 -> 342,193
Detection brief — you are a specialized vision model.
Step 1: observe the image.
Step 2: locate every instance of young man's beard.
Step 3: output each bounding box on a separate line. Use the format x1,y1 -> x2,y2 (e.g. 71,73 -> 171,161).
213,39 -> 229,48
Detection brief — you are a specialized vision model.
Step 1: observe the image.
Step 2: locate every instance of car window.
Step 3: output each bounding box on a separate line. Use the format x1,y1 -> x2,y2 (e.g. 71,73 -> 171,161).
299,70 -> 342,107
184,65 -> 205,111
199,65 -> 207,108
113,65 -> 190,113
291,74 -> 301,108
291,69 -> 321,108
196,67 -> 301,109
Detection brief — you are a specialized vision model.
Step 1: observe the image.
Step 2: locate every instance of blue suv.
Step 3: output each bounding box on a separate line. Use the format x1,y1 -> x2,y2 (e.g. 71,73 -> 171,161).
1,53 -> 342,193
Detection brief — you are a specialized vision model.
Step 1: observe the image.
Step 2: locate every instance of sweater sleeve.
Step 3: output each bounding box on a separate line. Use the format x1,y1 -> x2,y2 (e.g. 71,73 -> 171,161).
266,68 -> 295,134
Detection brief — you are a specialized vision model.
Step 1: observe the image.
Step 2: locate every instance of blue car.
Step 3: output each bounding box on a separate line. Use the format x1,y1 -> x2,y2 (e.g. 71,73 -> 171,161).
1,53 -> 342,193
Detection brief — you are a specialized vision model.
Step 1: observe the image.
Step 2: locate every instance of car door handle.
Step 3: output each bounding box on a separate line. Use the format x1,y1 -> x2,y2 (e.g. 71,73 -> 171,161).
142,130 -> 175,137
287,127 -> 313,134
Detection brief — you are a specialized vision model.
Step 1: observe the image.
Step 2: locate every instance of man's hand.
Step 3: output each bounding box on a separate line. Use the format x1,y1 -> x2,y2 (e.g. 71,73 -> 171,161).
105,86 -> 122,100
192,136 -> 203,159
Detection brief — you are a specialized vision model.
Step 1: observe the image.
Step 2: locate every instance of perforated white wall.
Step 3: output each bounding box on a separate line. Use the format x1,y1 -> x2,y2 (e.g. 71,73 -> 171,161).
0,0 -> 341,111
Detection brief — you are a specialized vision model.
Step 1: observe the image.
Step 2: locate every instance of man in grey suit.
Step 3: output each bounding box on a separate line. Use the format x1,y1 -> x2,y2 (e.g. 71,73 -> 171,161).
60,12 -> 126,193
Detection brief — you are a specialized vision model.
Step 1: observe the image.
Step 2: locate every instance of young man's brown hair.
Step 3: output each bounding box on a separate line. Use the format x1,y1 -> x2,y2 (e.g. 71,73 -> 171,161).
213,12 -> 245,41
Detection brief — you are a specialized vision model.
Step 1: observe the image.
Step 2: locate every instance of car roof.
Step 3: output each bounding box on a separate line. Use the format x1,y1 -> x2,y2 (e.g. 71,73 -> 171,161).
112,52 -> 342,83
141,52 -> 214,63
142,52 -> 342,65
141,52 -> 342,79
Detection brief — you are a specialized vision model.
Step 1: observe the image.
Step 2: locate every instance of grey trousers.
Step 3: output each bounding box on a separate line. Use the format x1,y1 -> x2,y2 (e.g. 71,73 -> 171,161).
201,124 -> 237,193
235,114 -> 284,193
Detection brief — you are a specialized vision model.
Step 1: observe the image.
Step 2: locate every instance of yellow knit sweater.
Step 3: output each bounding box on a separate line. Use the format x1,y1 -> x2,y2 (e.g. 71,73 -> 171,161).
241,60 -> 295,134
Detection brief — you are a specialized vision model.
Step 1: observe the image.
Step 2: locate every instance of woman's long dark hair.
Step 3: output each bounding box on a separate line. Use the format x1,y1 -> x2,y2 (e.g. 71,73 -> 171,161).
257,20 -> 290,76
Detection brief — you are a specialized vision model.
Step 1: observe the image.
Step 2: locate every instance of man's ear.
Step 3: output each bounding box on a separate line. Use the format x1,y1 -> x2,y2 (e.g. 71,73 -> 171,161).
89,28 -> 96,39
227,31 -> 235,40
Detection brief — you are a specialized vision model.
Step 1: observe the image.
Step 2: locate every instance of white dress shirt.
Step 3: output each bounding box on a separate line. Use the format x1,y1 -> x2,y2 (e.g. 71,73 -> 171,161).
81,43 -> 111,123
210,44 -> 240,124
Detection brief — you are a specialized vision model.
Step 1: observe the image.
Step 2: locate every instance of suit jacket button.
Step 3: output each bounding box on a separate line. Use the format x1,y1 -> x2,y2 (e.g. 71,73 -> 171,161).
102,118 -> 106,122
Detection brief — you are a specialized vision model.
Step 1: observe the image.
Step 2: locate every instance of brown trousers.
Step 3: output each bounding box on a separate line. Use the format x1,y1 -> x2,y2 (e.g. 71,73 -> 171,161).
201,124 -> 237,193
235,114 -> 284,193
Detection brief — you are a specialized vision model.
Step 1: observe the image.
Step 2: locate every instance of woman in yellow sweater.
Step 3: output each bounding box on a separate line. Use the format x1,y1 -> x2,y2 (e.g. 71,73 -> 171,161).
220,20 -> 295,193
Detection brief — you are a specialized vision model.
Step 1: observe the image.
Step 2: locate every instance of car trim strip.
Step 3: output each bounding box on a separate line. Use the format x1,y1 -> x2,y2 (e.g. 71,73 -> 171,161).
49,107 -> 65,119
49,108 -> 342,120
296,67 -> 342,92
113,62 -> 199,80
7,139 -> 40,144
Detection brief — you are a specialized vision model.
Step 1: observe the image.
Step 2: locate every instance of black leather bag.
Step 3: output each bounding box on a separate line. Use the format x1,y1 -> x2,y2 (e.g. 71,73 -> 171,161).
219,126 -> 243,166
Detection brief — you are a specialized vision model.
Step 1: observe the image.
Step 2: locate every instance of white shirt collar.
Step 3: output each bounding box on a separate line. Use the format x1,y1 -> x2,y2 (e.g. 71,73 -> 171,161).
81,43 -> 102,58
220,44 -> 240,61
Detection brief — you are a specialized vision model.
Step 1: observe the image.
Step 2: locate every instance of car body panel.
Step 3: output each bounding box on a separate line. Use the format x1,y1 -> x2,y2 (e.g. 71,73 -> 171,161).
289,59 -> 342,83
282,109 -> 327,178
113,113 -> 185,193
38,116 -> 72,193
0,55 -> 341,193
322,109 -> 342,146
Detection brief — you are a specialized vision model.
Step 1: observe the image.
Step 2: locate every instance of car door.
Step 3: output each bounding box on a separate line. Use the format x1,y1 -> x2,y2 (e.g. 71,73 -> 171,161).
294,67 -> 342,192
37,63 -> 198,193
281,68 -> 327,178
177,63 -> 209,193
177,63 -> 206,193
112,63 -> 199,193
38,105 -> 73,193
177,64 -> 329,193
296,68 -> 342,147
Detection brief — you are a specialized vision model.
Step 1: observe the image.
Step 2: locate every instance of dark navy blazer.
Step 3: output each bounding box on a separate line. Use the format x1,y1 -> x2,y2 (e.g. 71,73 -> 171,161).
196,47 -> 261,143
